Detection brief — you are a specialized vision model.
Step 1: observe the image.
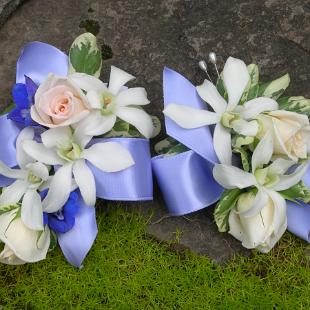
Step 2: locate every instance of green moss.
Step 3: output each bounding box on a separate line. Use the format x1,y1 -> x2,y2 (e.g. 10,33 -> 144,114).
0,204 -> 309,309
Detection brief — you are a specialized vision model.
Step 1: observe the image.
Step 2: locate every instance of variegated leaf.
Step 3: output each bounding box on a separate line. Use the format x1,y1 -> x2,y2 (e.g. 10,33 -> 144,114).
278,96 -> 310,116
69,32 -> 102,77
155,137 -> 188,156
258,73 -> 290,100
214,188 -> 242,232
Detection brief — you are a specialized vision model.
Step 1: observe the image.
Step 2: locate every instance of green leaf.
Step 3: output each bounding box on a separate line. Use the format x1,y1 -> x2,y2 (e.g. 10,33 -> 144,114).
240,64 -> 260,104
150,116 -> 161,138
277,96 -> 310,116
232,135 -> 254,149
155,137 -> 189,157
69,32 -> 102,77
214,189 -> 242,232
49,231 -> 58,252
216,74 -> 228,102
279,181 -> 310,203
233,147 -> 250,172
1,103 -> 15,115
258,73 -> 290,100
0,204 -> 19,216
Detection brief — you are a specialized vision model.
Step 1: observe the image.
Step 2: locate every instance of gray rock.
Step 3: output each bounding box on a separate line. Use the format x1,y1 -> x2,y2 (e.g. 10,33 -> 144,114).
0,0 -> 25,27
0,0 -> 309,262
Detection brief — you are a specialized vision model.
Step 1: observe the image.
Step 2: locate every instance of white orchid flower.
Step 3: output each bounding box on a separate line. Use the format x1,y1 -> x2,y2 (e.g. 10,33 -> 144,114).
163,57 -> 279,164
0,128 -> 50,231
213,133 -> 309,250
0,209 -> 50,265
69,66 -> 154,138
22,125 -> 135,212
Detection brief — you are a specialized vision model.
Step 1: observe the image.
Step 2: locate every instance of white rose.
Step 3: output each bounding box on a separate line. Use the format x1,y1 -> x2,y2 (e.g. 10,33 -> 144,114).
0,210 -> 50,265
257,110 -> 310,161
228,192 -> 287,253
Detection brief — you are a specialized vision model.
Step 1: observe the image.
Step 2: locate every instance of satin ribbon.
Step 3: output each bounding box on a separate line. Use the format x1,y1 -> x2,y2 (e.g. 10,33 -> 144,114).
58,194 -> 98,268
90,138 -> 153,201
287,166 -> 310,242
0,115 -> 20,168
152,151 -> 223,215
0,41 -> 153,267
152,68 -> 223,215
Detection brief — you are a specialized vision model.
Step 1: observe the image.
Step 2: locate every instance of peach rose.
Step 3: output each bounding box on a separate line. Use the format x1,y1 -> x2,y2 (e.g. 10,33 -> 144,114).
31,73 -> 89,127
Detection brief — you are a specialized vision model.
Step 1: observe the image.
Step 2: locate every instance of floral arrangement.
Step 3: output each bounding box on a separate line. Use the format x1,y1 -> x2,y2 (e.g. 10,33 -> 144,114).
153,55 -> 310,252
0,33 -> 158,266
1,33 -> 309,267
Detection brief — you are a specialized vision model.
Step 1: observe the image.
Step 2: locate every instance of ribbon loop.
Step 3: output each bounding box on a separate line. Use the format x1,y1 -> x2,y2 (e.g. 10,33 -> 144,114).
163,67 -> 218,164
89,138 -> 153,201
152,150 -> 223,215
16,42 -> 68,84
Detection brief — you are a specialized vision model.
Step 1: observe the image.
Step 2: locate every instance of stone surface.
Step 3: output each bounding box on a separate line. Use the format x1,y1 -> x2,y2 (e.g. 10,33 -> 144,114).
0,0 -> 309,262
0,0 -> 25,27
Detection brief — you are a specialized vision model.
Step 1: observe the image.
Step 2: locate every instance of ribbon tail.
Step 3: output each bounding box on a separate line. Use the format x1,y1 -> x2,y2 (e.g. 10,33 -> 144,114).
287,201 -> 310,242
58,196 -> 98,268
16,42 -> 68,85
0,114 -> 20,167
152,150 -> 223,215
163,67 -> 218,163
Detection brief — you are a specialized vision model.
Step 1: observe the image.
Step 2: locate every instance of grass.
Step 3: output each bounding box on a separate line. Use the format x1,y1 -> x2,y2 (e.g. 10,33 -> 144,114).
0,204 -> 309,309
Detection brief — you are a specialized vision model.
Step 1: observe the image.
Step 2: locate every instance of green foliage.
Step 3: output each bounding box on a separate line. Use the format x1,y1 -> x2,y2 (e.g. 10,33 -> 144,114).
155,137 -> 189,157
233,147 -> 250,172
0,204 -> 19,216
280,181 -> 310,203
278,96 -> 310,116
69,33 -> 102,77
258,73 -> 290,100
214,189 -> 242,232
103,116 -> 161,138
0,205 -> 309,309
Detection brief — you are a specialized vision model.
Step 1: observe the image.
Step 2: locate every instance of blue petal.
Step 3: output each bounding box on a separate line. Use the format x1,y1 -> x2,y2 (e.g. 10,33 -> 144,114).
12,83 -> 29,109
25,75 -> 38,103
7,107 -> 25,124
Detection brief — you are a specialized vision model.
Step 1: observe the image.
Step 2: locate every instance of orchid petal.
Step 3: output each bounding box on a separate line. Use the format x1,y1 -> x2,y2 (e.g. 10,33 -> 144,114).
74,111 -> 116,140
0,161 -> 26,179
86,90 -> 103,109
213,123 -> 232,165
223,57 -> 249,111
196,79 -> 227,114
108,66 -> 135,95
251,132 -> 273,172
232,119 -> 259,136
21,190 -> 43,231
241,97 -> 278,120
26,162 -> 49,182
268,158 -> 295,176
272,162 -> 309,191
115,87 -> 150,107
16,127 -> 35,168
0,180 -> 28,205
115,106 -> 154,138
72,160 -> 96,206
41,127 -> 72,149
43,163 -> 73,213
23,140 -> 65,165
163,104 -> 220,129
69,73 -> 108,93
213,164 -> 256,189
82,142 -> 135,173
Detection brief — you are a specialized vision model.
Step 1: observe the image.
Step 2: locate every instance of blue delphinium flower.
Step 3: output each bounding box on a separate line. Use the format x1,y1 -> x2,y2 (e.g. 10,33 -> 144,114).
43,191 -> 80,234
7,75 -> 38,127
